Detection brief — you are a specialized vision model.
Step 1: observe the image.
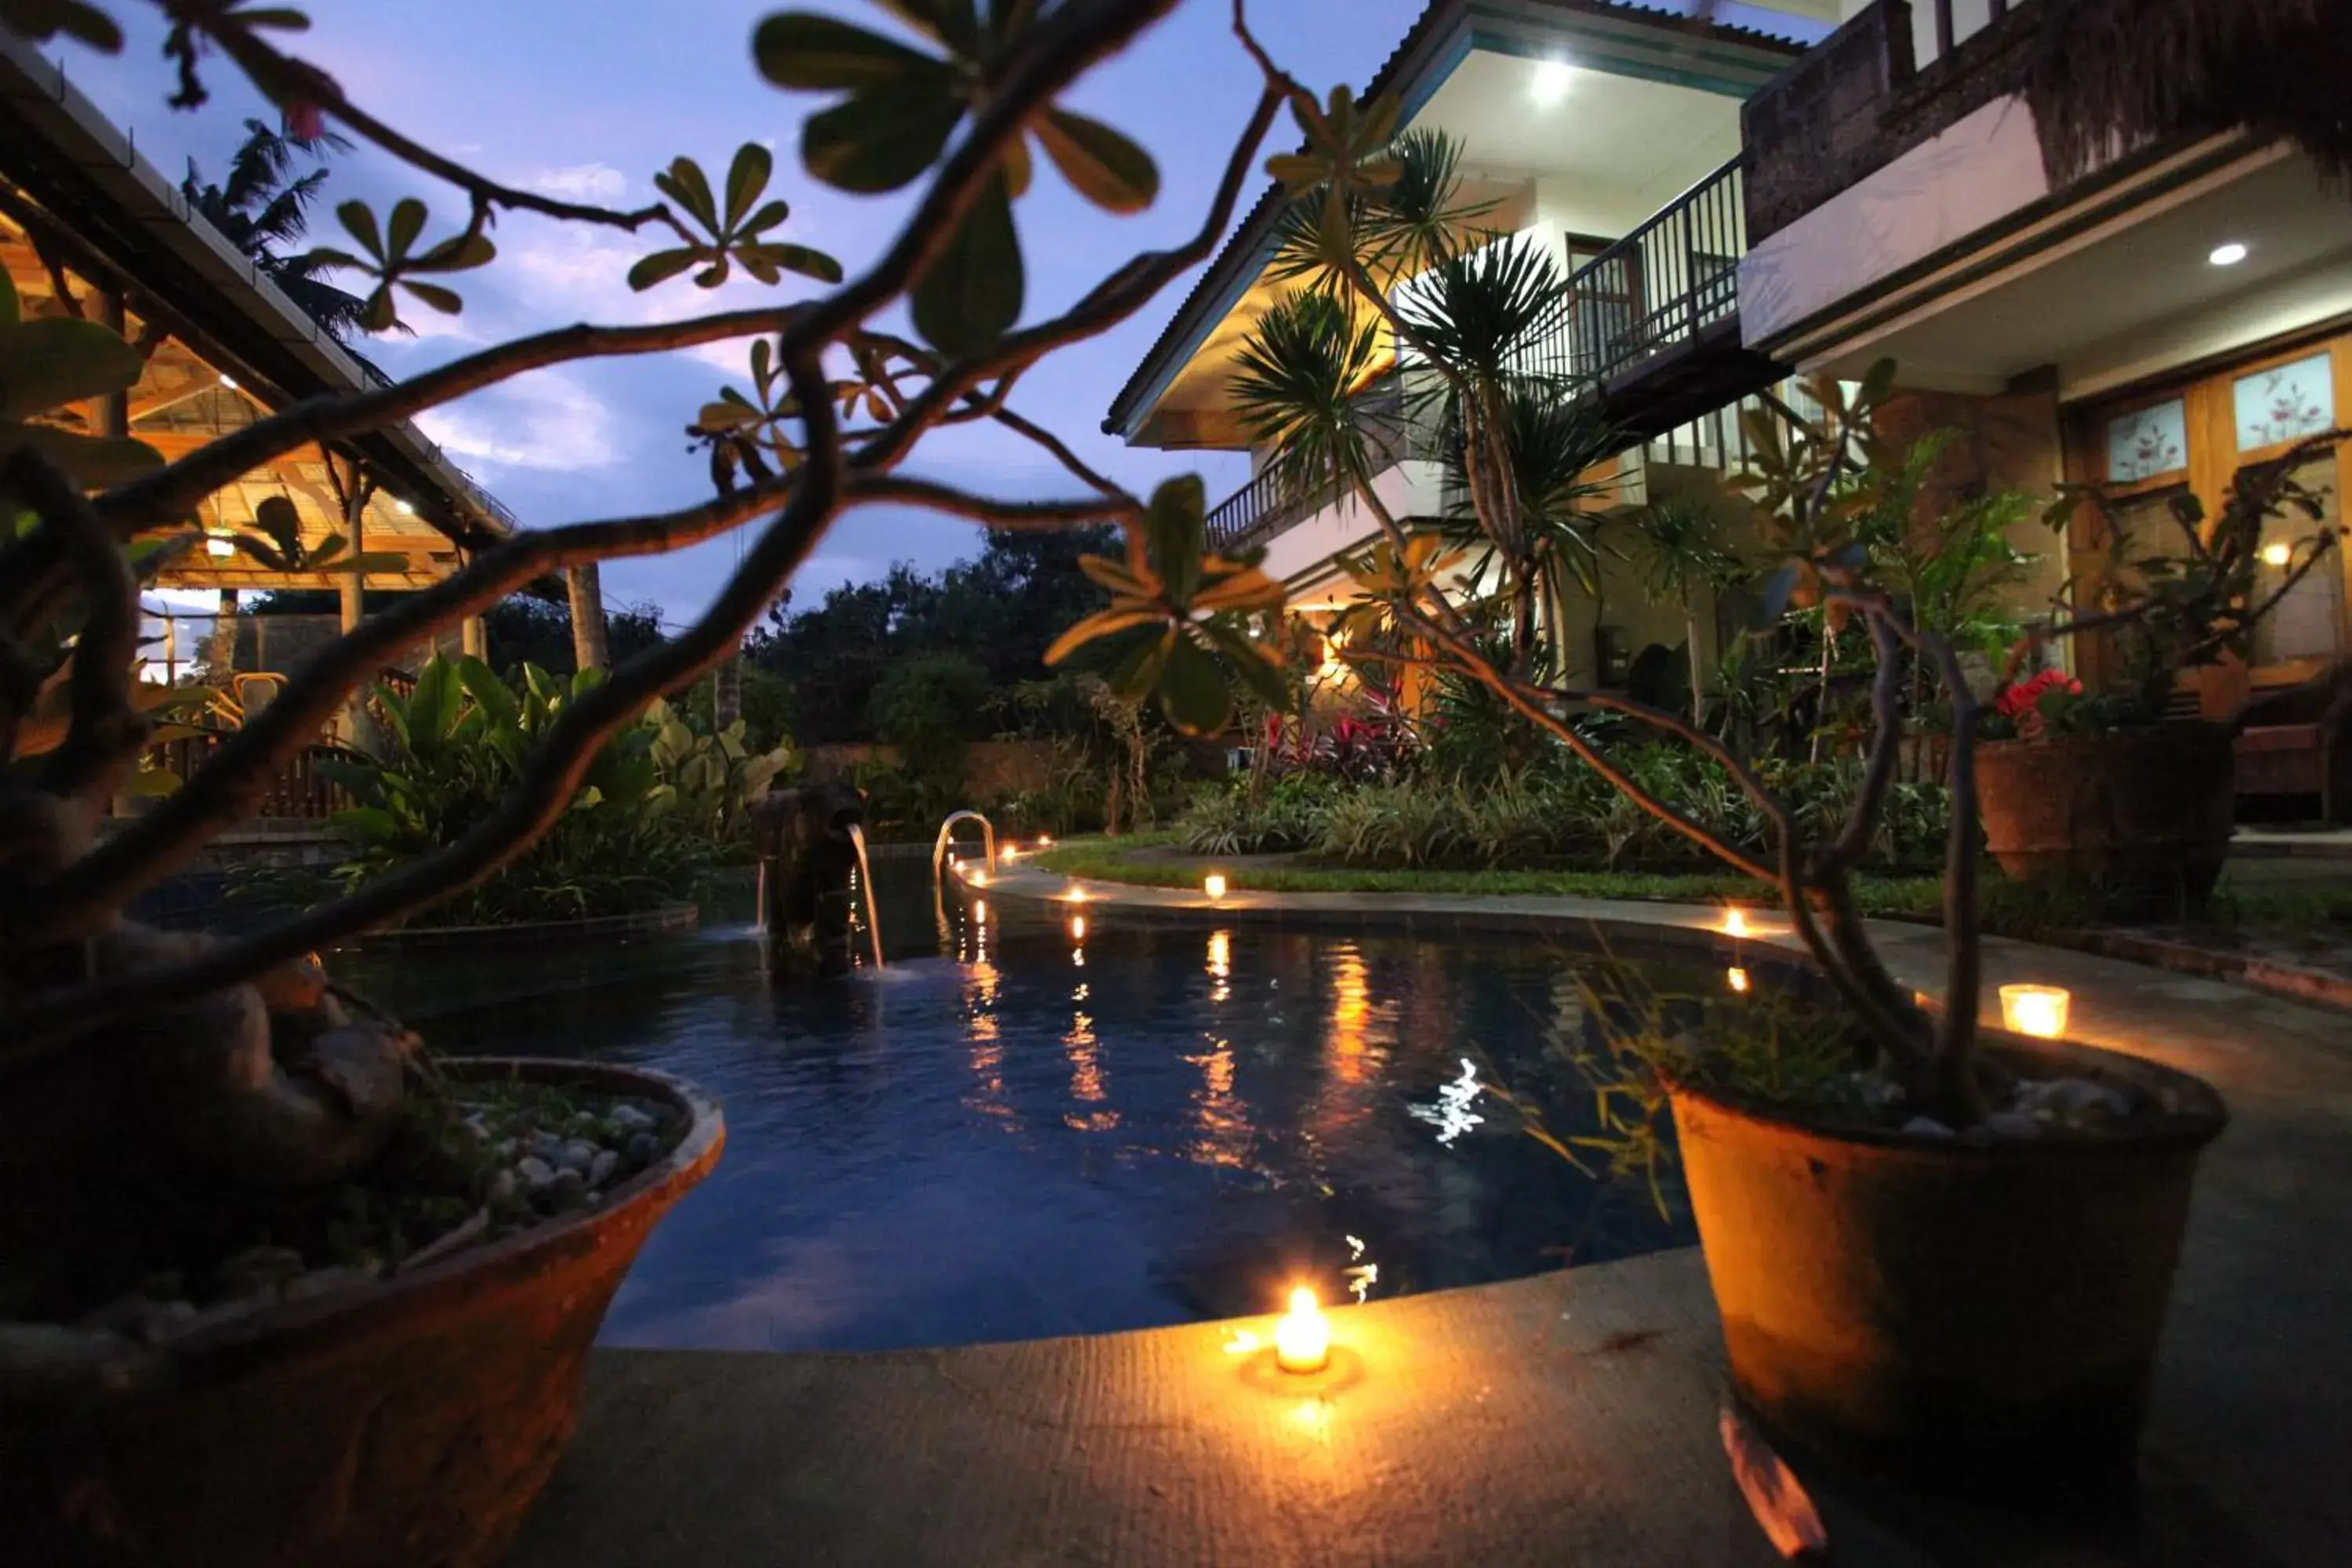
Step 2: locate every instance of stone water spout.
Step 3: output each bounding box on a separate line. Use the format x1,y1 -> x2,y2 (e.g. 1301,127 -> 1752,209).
752,779 -> 878,978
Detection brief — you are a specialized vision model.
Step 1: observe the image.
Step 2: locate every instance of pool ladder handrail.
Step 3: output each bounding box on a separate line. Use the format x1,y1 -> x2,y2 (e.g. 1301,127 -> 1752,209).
931,810 -> 997,879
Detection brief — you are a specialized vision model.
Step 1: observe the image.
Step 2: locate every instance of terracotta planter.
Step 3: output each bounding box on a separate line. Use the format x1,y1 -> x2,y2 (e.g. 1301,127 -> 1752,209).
2,1058 -> 723,1568
1974,723 -> 2236,916
1671,1039 -> 2224,1498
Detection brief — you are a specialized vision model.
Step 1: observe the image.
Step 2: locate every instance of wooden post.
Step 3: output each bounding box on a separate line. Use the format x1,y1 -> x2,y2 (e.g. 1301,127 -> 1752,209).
567,562 -> 609,673
713,653 -> 742,729
97,293 -> 130,439
461,615 -> 486,661
338,488 -> 366,635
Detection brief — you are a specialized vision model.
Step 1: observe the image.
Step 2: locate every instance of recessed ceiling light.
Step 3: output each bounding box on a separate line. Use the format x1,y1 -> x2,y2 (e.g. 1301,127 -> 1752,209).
2209,241 -> 2249,267
1530,60 -> 1573,106
217,373 -> 238,390
395,499 -> 416,515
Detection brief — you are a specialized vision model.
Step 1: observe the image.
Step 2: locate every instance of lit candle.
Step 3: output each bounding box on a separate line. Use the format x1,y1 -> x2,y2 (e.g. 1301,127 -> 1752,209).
999,844 -> 1019,863
966,867 -> 989,888
1274,1287 -> 1329,1374
1062,885 -> 1089,903
1726,967 -> 1751,993
1998,983 -> 2070,1039
1069,914 -> 1087,942
1036,834 -> 1054,847
1204,873 -> 1229,901
1722,908 -> 1751,938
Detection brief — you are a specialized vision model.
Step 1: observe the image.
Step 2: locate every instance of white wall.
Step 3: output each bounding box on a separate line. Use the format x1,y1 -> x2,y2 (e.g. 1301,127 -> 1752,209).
1739,96 -> 2051,347
1260,462 -> 1451,593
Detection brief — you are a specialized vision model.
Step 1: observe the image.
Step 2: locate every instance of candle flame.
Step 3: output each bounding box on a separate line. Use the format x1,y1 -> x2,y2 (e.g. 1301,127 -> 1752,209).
1999,983 -> 2070,1040
1722,908 -> 1751,938
1275,1286 -> 1330,1374
1203,873 -> 1228,900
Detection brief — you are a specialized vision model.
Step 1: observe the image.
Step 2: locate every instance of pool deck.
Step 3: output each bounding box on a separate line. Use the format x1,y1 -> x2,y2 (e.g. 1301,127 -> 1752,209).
509,872 -> 2352,1566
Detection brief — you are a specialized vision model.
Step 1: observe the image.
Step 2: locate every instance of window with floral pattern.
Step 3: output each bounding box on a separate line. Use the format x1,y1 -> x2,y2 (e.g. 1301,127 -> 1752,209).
2104,397 -> 2187,482
2233,351 -> 2335,451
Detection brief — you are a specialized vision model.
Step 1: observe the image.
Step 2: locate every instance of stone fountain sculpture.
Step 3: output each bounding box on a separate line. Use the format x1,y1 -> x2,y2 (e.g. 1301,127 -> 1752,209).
750,779 -> 869,978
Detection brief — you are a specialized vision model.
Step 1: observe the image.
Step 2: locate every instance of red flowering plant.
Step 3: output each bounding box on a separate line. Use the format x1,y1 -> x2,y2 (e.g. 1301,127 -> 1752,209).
1980,668 -> 2085,740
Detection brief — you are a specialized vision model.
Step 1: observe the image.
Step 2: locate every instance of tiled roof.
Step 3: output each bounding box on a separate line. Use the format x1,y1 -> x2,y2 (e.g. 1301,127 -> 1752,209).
1101,0 -> 1813,437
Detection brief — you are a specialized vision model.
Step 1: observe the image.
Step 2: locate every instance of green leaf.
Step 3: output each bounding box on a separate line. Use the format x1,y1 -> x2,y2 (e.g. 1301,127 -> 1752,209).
399,280 -> 465,315
723,143 -> 773,231
455,654 -> 520,731
328,804 -> 403,843
628,248 -> 706,292
654,158 -> 720,231
1145,474 -> 1207,608
415,230 -> 495,271
697,398 -> 763,433
1157,633 -> 1232,736
361,287 -> 398,333
1204,623 -> 1291,710
753,12 -> 947,91
385,198 -> 427,262
737,198 -> 793,238
1033,107 -> 1159,215
0,318 -> 147,418
4,425 -> 163,486
1,0 -> 125,52
802,86 -> 964,194
337,199 -> 385,261
407,657 -> 463,749
737,241 -> 843,285
913,172 -> 1021,358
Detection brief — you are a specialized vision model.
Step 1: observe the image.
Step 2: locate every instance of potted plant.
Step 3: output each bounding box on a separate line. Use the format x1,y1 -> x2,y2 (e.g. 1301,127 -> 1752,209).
1974,456 -> 2346,916
1051,74 -> 2258,1501
2,1 -> 1232,1559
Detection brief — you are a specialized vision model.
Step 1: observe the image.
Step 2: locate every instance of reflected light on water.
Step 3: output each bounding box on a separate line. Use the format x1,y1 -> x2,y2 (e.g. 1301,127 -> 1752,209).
1330,945 -> 1372,1084
1727,966 -> 1751,993
1207,929 -> 1231,1003
1344,1233 -> 1378,1305
1406,1058 -> 1486,1145
1069,914 -> 1087,942
1065,1007 -> 1117,1131
1185,1034 -> 1250,1169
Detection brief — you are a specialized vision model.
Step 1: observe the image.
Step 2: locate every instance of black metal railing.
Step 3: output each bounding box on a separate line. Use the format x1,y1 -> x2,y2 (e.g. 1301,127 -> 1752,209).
1551,156 -> 1747,389
1203,371 -> 1449,555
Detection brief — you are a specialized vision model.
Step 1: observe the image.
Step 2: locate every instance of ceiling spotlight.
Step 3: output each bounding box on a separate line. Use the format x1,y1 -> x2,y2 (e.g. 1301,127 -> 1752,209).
2262,541 -> 2292,568
2208,241 -> 2249,267
1530,60 -> 1573,106
395,499 -> 416,515
217,373 -> 239,390
205,534 -> 236,558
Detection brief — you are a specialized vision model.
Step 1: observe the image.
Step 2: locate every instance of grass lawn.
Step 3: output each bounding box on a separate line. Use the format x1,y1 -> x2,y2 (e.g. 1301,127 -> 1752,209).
1028,837 -> 1948,920
1025,837 -> 2352,946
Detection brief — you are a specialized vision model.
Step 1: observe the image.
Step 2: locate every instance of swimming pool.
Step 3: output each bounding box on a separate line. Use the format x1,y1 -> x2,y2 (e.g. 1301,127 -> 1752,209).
344,862 -> 1697,1352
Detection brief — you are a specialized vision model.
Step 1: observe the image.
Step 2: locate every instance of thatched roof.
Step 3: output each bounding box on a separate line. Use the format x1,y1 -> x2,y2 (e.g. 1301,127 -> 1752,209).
2025,0 -> 2350,183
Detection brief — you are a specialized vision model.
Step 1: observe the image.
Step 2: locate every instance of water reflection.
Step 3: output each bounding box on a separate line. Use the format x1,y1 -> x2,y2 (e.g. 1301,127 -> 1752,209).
349,862 -> 1697,1353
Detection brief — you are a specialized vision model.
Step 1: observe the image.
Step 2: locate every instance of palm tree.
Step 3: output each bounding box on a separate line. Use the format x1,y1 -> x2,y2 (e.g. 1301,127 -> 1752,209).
1626,494 -> 1740,723
181,119 -> 387,347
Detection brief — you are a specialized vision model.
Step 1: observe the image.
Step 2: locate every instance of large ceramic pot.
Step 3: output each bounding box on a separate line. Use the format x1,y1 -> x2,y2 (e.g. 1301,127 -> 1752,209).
2,1058 -> 723,1568
1671,1037 -> 2224,1499
1974,722 -> 2235,917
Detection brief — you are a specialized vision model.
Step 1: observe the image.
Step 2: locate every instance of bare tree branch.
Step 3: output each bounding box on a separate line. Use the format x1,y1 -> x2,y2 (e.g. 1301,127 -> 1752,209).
856,476 -> 1142,528
2,452 -> 141,800
2,350 -> 841,1065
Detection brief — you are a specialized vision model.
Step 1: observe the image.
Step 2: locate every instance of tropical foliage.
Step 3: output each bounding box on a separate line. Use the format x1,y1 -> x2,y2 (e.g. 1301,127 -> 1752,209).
323,656 -> 789,924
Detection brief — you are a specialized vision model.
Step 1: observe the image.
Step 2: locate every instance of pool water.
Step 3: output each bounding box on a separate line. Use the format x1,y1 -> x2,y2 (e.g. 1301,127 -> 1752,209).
343,860 -> 1697,1352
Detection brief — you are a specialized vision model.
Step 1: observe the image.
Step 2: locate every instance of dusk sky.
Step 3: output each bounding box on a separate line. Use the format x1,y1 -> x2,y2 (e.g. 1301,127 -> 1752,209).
52,1 -> 1454,627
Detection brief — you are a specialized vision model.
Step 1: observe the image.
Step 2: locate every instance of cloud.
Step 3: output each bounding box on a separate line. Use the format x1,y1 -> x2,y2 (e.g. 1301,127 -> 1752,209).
526,162 -> 630,204
415,372 -> 625,474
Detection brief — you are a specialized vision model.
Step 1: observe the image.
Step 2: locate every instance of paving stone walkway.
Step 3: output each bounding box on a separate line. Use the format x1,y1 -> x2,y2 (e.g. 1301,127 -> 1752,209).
508,872 -> 2352,1566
